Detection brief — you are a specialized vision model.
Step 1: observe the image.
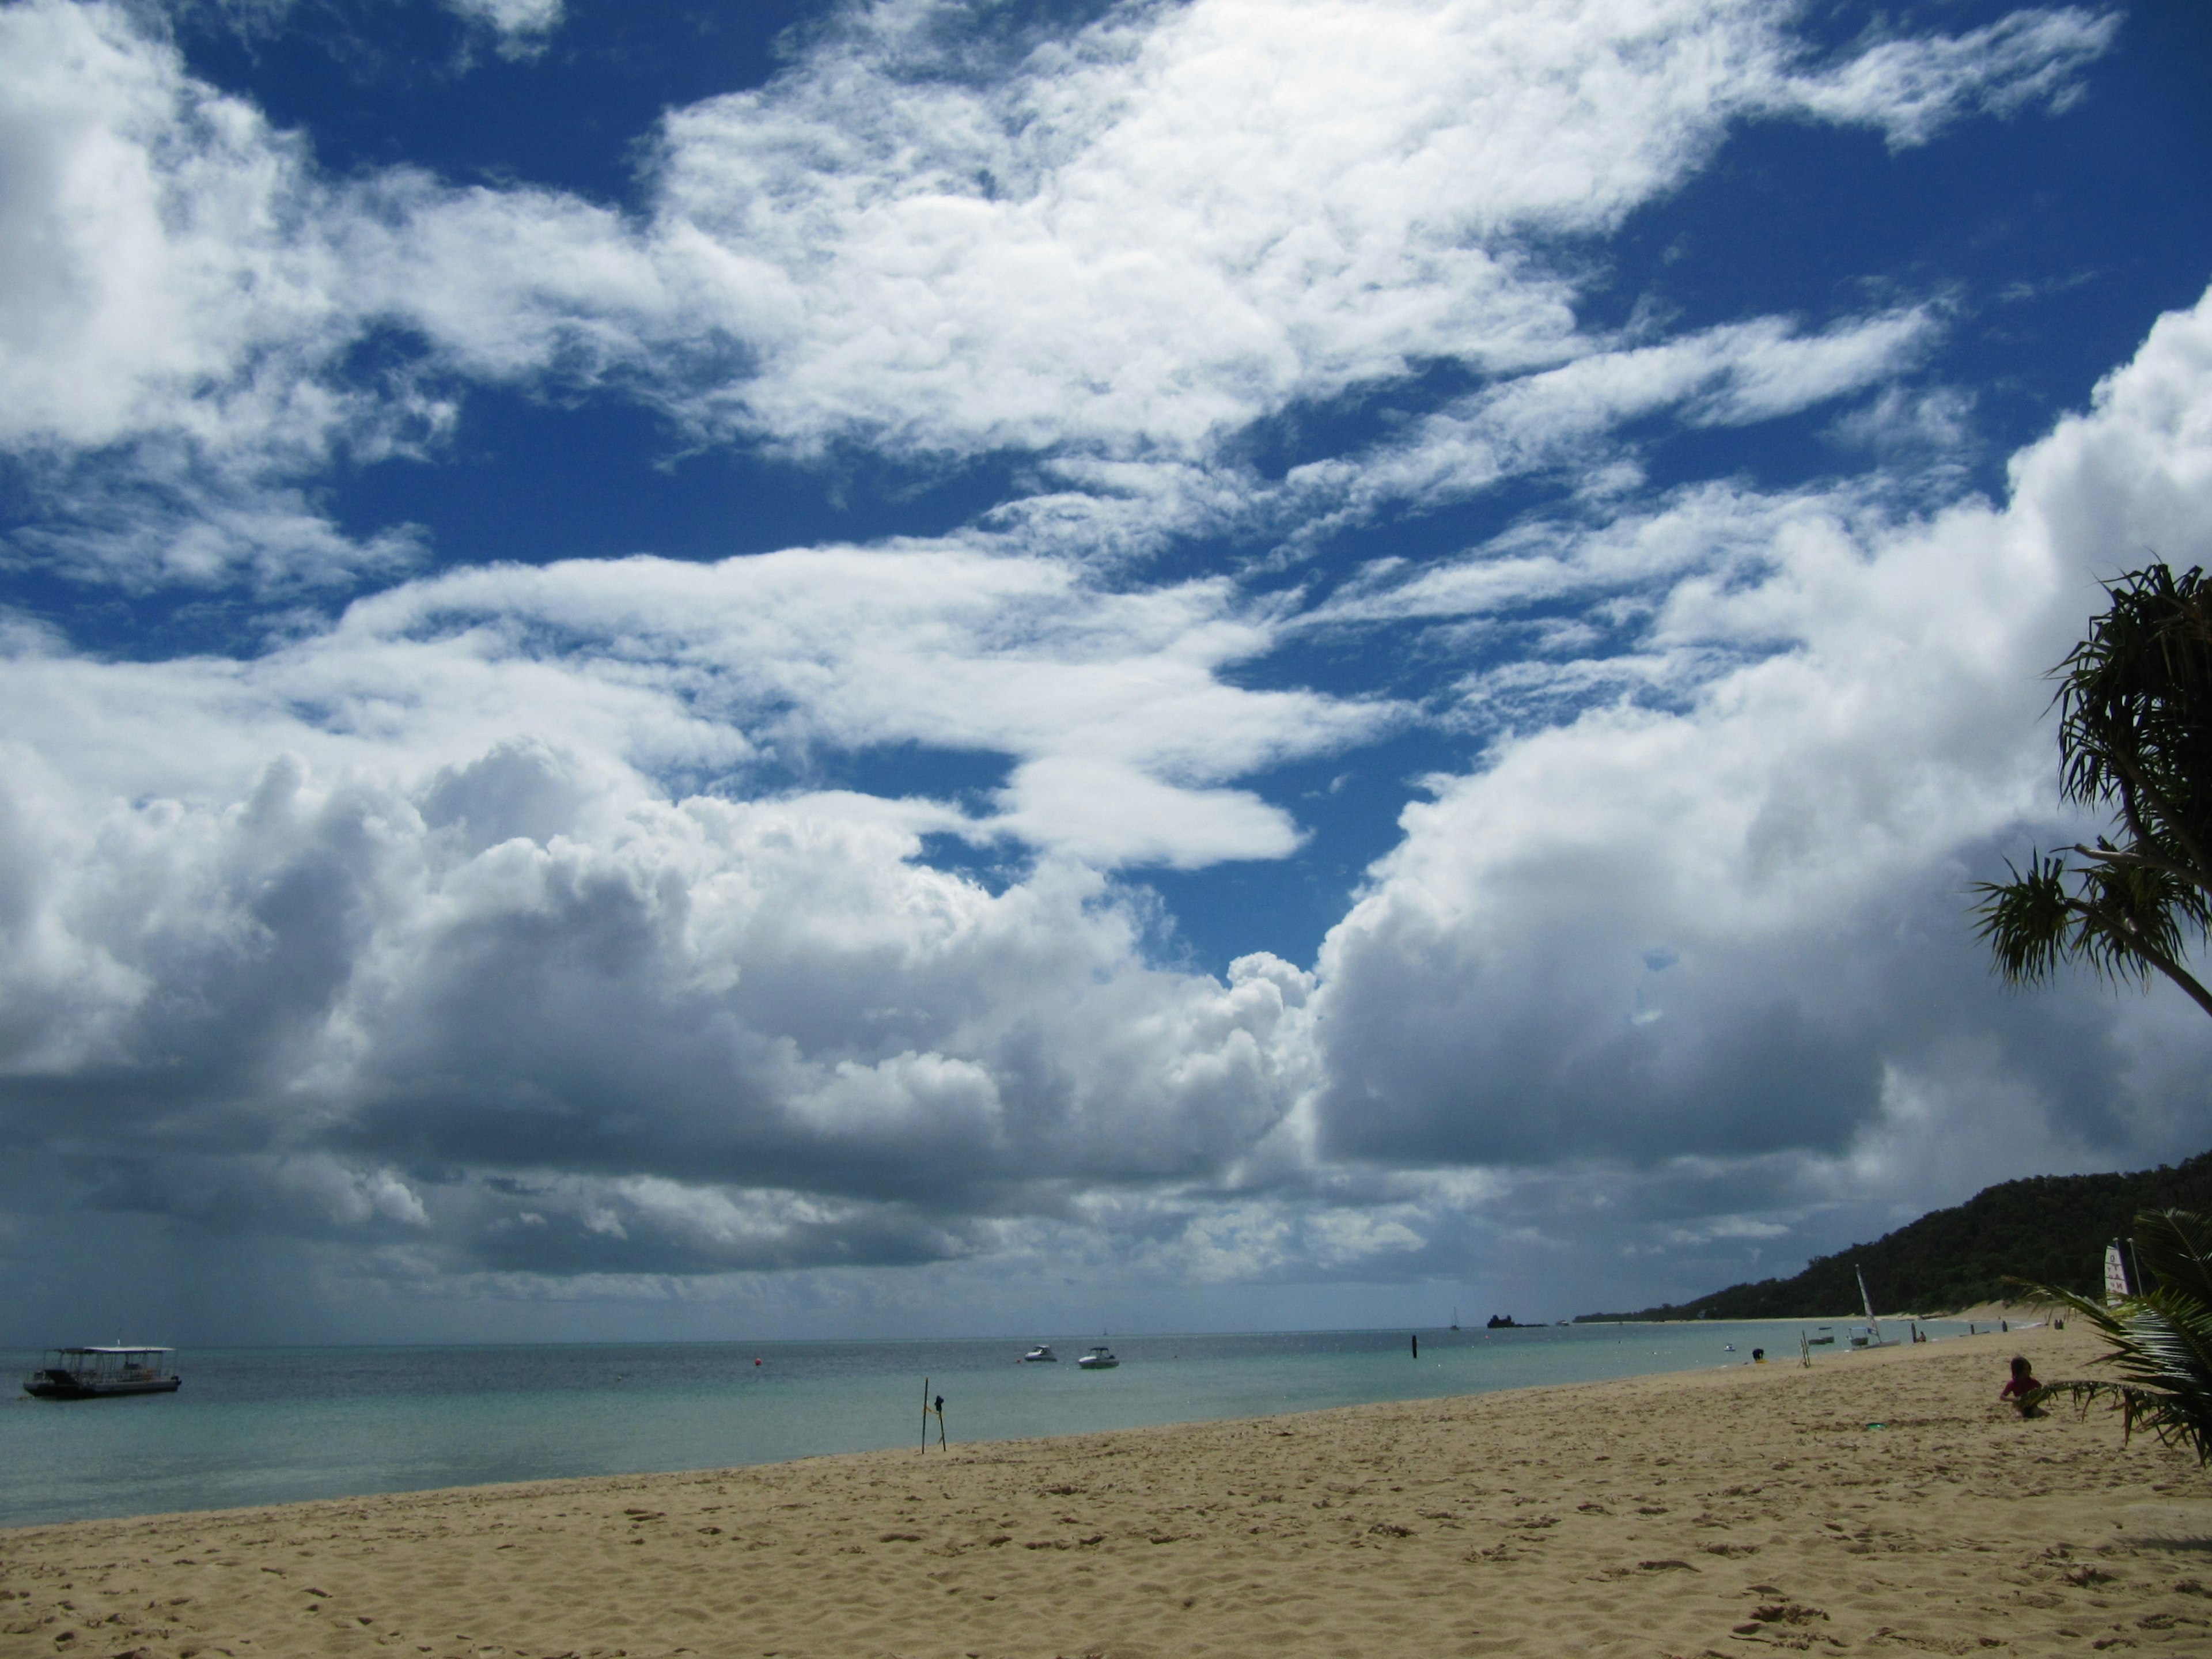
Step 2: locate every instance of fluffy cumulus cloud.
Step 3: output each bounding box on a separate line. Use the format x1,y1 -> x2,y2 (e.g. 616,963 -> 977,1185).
2,0 -> 2205,1338
0,541 -> 1339,1290
1312,290 -> 2212,1186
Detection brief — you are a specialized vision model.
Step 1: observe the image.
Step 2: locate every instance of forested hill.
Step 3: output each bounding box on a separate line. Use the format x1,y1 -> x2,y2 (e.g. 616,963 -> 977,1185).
1575,1150 -> 2212,1321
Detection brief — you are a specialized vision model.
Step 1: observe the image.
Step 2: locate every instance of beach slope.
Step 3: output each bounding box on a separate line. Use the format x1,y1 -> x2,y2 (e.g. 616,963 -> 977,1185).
4,1326 -> 2208,1657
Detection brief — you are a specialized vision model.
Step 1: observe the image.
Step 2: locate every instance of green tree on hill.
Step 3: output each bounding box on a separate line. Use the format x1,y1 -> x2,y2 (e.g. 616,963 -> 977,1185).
1975,565 -> 2212,1019
1575,1152 -> 2212,1321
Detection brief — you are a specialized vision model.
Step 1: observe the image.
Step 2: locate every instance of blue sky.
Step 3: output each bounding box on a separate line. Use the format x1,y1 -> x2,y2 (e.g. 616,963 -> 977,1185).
3,0 -> 2211,1344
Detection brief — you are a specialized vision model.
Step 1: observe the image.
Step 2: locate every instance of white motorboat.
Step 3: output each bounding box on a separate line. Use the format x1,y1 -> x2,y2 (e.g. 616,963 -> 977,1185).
1021,1344 -> 1058,1362
1076,1345 -> 1119,1369
23,1347 -> 182,1400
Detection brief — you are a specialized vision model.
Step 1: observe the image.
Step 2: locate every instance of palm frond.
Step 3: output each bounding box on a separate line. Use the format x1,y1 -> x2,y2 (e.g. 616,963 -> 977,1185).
1985,567 -> 2212,1014
1971,854 -> 2076,985
2055,565 -> 2212,885
2010,1209 -> 2212,1465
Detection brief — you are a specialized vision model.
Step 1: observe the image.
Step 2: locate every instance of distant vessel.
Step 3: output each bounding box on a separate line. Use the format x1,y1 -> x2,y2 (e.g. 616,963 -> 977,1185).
1021,1344 -> 1058,1362
1077,1345 -> 1119,1369
1806,1326 -> 1835,1346
1849,1268 -> 1900,1349
23,1347 -> 182,1400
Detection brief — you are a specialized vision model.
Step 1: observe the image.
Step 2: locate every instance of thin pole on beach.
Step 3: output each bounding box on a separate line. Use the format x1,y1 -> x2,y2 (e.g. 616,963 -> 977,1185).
920,1380 -> 945,1451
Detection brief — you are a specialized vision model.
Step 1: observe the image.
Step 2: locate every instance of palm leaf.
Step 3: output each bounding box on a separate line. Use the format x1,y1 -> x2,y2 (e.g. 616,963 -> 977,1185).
1977,566 -> 2212,1018
2010,1209 -> 2212,1465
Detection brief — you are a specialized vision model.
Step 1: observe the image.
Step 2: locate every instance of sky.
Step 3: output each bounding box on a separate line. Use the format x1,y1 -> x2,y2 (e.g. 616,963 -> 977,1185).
2,0 -> 2211,1346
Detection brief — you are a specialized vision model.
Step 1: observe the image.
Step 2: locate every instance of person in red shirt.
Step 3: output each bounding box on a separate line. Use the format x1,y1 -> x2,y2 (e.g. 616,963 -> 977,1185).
1999,1355 -> 2045,1416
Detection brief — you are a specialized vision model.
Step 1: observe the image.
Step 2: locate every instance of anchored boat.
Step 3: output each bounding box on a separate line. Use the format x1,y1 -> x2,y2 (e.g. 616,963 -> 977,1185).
1848,1267 -> 1900,1350
23,1347 -> 183,1400
1076,1345 -> 1119,1369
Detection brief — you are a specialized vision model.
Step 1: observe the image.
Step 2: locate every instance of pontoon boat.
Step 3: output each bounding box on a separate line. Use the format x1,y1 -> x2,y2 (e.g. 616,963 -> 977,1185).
23,1347 -> 182,1400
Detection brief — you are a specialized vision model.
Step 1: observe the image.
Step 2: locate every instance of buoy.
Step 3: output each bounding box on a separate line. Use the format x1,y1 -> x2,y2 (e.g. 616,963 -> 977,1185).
754,1358 -> 763,1366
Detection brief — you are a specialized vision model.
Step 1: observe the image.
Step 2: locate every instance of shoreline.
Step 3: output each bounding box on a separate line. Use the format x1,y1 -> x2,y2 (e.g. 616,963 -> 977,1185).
4,1324 -> 2207,1657
3,1320 -> 1975,1533
1,1328 -> 1935,1535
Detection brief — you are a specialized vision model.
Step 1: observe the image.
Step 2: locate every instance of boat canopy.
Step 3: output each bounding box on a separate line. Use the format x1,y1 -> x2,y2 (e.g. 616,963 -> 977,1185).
48,1346 -> 173,1355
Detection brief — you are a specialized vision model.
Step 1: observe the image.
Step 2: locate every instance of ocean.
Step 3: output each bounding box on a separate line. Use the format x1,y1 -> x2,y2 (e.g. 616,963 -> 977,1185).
2,1318 -> 1991,1529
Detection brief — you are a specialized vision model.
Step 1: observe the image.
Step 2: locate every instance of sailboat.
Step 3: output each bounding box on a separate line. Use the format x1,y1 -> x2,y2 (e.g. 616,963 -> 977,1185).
1848,1266 -> 1900,1349
2105,1240 -> 2132,1305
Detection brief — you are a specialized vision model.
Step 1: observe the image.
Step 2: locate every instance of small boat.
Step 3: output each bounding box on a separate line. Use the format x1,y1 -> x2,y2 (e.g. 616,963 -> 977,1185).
1850,1268 -> 1900,1350
1077,1345 -> 1119,1369
1807,1327 -> 1835,1346
1021,1344 -> 1058,1362
23,1347 -> 182,1400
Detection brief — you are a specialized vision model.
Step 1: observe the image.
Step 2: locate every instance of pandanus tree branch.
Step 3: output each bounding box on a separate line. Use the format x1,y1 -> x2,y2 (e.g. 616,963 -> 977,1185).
2068,841 -> 2212,897
1978,851 -> 2212,1020
1975,566 -> 2212,1018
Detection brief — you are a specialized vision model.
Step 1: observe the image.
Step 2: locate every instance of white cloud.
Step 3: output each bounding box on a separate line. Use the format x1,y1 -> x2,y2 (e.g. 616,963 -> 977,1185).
0,0 -> 464,586
1784,6 -> 2116,149
611,0 -> 2105,464
1310,286 -> 2212,1188
294,542 -> 1390,864
446,0 -> 560,45
0,0 -> 338,454
0,529 -> 1367,1275
0,717 -> 1331,1268
0,0 -> 2115,589
1278,308 -> 1944,551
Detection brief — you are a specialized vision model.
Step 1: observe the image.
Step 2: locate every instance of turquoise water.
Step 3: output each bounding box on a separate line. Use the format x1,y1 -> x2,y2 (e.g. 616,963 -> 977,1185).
2,1319 -> 1982,1528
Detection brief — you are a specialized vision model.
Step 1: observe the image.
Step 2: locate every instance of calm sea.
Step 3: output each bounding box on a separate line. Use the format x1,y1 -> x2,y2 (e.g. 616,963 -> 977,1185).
2,1319 -> 1989,1529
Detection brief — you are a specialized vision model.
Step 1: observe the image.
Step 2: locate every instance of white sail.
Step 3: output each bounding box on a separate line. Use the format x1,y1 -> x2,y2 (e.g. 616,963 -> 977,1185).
1855,1266 -> 1885,1346
2105,1241 -> 2131,1305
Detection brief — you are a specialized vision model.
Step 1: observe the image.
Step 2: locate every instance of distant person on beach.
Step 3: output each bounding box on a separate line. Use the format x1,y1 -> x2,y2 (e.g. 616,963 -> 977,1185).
1751,1348 -> 1765,1363
1999,1355 -> 2044,1416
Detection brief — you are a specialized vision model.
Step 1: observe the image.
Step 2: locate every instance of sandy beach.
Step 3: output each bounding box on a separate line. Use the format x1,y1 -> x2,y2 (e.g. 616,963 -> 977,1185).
5,1324 -> 2208,1659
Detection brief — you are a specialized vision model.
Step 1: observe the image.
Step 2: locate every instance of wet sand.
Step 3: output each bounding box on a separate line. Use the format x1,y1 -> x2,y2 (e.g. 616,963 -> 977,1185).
5,1323 -> 2209,1658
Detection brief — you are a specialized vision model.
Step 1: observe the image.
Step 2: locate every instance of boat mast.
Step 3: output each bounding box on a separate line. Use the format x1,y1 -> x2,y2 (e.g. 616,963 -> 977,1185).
1856,1265 -> 1881,1346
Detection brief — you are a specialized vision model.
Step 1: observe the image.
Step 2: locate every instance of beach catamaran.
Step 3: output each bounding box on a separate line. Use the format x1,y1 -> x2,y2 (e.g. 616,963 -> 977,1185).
1847,1268 -> 1900,1349
22,1346 -> 182,1400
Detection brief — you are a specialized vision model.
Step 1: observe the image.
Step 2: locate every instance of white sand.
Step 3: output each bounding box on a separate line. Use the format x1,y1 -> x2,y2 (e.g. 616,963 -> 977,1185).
5,1324 -> 2209,1658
